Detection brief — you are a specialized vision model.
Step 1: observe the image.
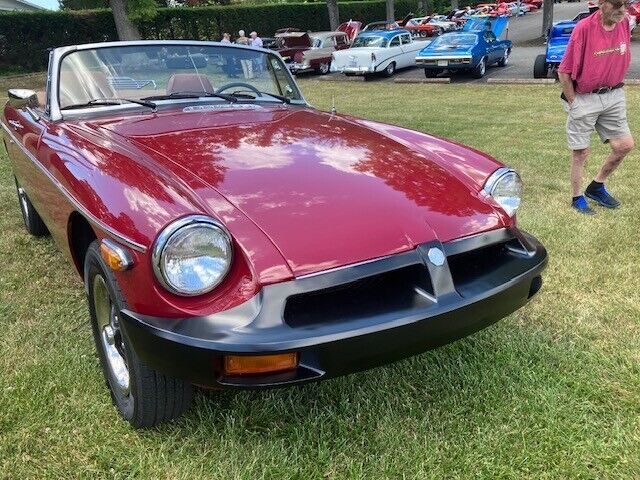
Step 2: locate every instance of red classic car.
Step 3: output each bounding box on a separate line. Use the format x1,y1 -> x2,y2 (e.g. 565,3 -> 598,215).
1,41 -> 547,427
274,31 -> 313,64
289,30 -> 351,75
403,17 -> 444,37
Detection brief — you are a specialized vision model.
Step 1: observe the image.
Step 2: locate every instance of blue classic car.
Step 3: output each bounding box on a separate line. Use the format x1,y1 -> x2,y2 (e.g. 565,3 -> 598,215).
415,16 -> 511,78
533,21 -> 575,78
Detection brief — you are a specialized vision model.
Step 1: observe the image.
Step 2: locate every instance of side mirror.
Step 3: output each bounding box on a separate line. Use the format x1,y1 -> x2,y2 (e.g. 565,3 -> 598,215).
8,89 -> 39,110
7,89 -> 41,121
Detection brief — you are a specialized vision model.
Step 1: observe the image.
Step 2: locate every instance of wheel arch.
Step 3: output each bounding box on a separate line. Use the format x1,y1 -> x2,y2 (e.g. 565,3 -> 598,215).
68,211 -> 97,279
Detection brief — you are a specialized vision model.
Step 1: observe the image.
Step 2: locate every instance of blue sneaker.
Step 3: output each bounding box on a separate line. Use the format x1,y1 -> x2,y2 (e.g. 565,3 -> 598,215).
585,184 -> 620,209
572,195 -> 596,215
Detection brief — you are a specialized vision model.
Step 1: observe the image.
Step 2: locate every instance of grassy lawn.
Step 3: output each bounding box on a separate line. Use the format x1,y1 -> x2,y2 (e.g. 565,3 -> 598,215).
1,79 -> 639,478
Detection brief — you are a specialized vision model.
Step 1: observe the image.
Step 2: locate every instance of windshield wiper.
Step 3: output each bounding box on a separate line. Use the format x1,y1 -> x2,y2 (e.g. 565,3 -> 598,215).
229,91 -> 291,104
61,97 -> 157,111
141,91 -> 237,103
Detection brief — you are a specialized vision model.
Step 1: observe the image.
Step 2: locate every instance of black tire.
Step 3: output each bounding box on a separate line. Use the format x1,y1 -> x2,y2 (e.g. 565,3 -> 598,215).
498,49 -> 510,67
85,241 -> 193,428
316,62 -> 330,75
533,54 -> 548,78
424,68 -> 438,78
14,178 -> 48,237
471,57 -> 486,78
383,61 -> 396,77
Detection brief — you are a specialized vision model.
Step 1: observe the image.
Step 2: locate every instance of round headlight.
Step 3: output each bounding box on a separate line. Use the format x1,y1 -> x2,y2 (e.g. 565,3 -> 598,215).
483,168 -> 522,217
152,216 -> 232,296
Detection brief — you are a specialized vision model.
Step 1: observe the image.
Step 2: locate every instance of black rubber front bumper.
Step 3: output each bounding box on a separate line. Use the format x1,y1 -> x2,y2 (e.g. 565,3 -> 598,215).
120,227 -> 547,388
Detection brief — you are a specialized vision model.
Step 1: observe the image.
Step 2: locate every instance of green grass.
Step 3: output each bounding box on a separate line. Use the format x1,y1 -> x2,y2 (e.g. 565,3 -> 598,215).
1,80 -> 639,479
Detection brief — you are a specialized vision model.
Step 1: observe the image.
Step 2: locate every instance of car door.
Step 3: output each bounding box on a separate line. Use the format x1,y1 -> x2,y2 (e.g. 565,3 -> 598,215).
387,34 -> 402,66
399,33 -> 418,67
483,31 -> 500,63
2,89 -> 48,219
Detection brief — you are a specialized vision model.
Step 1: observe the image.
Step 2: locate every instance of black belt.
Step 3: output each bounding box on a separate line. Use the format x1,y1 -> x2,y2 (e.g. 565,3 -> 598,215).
590,83 -> 624,94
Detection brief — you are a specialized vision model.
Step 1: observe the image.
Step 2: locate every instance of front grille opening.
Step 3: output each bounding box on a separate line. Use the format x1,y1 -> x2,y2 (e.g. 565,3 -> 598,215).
447,239 -> 523,298
284,264 -> 434,328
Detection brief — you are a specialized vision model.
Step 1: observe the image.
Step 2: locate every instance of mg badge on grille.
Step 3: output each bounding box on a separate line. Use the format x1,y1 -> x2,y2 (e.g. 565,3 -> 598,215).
427,247 -> 445,266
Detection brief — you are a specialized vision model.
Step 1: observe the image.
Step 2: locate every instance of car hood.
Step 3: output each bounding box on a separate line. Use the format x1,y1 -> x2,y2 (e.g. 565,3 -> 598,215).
94,105 -> 507,276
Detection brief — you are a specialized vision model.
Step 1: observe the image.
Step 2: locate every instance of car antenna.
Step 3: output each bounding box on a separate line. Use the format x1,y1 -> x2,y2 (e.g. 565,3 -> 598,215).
331,95 -> 337,115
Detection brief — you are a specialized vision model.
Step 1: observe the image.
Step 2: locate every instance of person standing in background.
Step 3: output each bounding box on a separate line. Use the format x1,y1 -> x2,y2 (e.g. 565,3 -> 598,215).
558,0 -> 634,215
236,30 -> 249,45
250,31 -> 263,48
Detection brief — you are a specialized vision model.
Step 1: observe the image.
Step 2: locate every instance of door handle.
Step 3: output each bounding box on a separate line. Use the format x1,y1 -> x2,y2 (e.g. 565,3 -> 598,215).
8,120 -> 23,130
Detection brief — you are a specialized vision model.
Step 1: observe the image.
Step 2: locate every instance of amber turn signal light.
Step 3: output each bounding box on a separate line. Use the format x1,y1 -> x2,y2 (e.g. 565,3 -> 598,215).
100,239 -> 133,271
223,353 -> 299,376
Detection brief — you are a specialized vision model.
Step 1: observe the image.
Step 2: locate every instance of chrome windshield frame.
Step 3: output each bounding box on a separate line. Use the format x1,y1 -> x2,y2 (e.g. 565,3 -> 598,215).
48,40 -> 309,122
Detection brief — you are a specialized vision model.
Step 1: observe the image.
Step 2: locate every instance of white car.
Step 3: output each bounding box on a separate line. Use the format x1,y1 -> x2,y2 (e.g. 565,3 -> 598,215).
331,29 -> 424,76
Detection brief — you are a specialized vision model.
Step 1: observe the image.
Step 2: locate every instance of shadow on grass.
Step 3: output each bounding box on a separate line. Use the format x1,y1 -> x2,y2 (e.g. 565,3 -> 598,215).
148,320 -> 598,442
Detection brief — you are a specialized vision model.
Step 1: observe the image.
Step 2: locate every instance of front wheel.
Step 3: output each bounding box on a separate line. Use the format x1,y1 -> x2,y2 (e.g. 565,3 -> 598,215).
85,241 -> 193,428
533,54 -> 548,78
472,57 -> 486,78
316,62 -> 330,75
383,62 -> 396,77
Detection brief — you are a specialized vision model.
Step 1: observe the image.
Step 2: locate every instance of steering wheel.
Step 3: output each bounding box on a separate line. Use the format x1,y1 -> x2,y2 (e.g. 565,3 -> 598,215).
216,82 -> 263,96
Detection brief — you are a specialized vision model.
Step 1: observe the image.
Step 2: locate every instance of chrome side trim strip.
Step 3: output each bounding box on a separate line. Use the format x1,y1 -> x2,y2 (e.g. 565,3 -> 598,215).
0,119 -> 147,253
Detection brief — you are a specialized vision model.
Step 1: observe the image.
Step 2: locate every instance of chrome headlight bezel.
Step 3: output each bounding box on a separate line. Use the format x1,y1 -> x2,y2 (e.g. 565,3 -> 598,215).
483,167 -> 522,217
152,215 -> 233,297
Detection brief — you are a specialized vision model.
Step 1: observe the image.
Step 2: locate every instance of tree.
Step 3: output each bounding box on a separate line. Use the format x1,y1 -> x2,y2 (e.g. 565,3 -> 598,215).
327,0 -> 339,31
386,0 -> 394,22
110,0 -> 158,41
450,0 -> 459,11
109,0 -> 142,40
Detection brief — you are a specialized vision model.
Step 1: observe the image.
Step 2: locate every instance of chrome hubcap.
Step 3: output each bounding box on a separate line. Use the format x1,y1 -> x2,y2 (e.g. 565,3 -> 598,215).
480,60 -> 485,75
93,275 -> 130,397
17,187 -> 29,222
320,63 -> 329,74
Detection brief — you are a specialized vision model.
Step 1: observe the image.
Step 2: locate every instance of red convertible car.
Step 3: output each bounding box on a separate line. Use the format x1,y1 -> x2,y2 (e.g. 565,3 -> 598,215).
1,41 -> 547,427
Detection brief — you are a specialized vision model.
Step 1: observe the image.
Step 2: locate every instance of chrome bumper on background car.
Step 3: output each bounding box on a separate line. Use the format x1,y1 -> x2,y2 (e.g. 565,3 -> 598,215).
290,63 -> 313,73
121,227 -> 547,388
334,66 -> 374,74
416,56 -> 472,67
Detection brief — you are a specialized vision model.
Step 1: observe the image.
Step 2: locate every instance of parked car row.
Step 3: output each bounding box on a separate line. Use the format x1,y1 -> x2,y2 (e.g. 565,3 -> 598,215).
332,15 -> 512,79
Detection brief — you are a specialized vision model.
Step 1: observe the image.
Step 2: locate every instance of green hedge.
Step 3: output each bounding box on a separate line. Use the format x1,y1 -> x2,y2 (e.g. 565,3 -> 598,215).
0,0 -> 472,73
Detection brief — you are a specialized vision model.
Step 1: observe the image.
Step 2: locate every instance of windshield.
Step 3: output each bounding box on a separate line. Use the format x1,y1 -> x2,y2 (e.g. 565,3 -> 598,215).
58,44 -> 303,110
429,34 -> 477,48
351,36 -> 389,48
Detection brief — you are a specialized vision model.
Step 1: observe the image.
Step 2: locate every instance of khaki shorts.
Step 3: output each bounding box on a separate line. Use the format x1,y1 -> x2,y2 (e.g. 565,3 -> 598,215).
562,88 -> 631,150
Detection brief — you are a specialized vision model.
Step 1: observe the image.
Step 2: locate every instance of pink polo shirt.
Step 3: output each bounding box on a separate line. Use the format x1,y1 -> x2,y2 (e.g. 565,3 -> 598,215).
558,10 -> 631,94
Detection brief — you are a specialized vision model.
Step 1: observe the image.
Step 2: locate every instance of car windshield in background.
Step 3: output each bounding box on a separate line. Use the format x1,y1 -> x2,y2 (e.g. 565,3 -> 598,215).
58,44 -> 302,110
429,34 -> 477,48
351,36 -> 389,48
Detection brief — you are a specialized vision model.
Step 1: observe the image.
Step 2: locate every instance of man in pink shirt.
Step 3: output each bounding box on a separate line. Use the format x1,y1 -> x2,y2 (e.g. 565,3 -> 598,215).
558,0 -> 634,214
